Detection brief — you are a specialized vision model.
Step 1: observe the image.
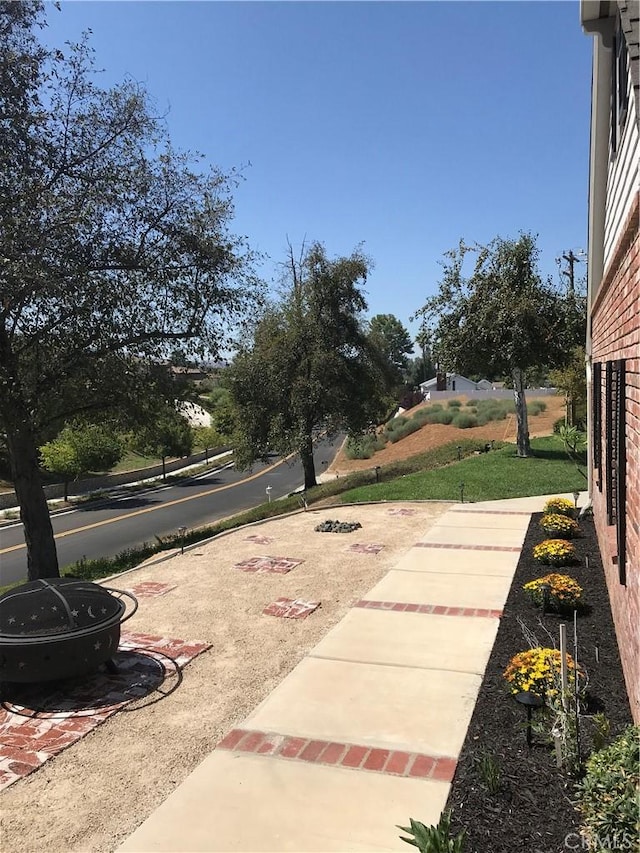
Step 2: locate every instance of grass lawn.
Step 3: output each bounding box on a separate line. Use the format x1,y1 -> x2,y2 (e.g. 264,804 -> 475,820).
339,436 -> 587,503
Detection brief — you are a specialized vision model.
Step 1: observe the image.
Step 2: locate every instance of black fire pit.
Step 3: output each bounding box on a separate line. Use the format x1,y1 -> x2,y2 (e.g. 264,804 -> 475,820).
0,578 -> 137,686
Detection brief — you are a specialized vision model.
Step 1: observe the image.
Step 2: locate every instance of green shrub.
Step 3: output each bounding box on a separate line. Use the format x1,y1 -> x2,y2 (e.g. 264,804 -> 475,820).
388,420 -> 422,443
447,399 -> 462,408
528,400 -> 547,415
453,412 -> 477,429
386,415 -> 407,431
427,409 -> 455,425
398,812 -> 466,852
553,417 -> 566,434
344,434 -> 385,459
411,409 -> 432,426
578,726 -> 639,852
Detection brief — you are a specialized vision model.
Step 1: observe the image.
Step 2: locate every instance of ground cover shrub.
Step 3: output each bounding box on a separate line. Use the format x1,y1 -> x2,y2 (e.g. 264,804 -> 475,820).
503,647 -> 582,699
452,412 -> 477,429
428,409 -> 455,425
447,399 -> 462,408
523,573 -> 584,611
344,434 -> 386,459
533,538 -> 577,566
540,513 -> 580,539
386,415 -> 408,431
410,408 -> 432,426
577,725 -> 640,852
387,419 -> 422,443
543,496 -> 576,517
528,400 -> 547,415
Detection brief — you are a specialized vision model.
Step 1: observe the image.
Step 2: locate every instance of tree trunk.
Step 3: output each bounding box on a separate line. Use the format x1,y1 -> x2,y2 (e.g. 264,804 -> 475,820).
512,367 -> 532,457
300,432 -> 317,489
4,402 -> 60,580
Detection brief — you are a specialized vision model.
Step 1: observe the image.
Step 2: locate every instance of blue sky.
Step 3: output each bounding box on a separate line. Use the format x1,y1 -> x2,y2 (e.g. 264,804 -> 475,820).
42,1 -> 593,344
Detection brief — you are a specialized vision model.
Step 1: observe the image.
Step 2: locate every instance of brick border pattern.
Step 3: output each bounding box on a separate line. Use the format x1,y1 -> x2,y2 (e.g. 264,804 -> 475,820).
354,599 -> 502,618
449,509 -> 533,516
414,542 -> 521,552
217,728 -> 457,782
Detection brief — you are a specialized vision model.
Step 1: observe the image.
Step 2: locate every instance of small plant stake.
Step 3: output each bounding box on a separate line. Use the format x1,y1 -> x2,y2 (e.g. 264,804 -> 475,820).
559,624 -> 569,711
459,481 -> 465,503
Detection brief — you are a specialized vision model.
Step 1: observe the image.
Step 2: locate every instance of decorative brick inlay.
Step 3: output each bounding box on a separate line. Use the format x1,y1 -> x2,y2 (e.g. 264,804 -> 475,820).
387,508 -> 417,516
262,598 -> 320,619
449,509 -> 532,516
244,534 -> 275,545
0,631 -> 210,791
414,542 -> 521,552
217,728 -> 457,782
234,556 -> 304,574
354,600 -> 502,618
125,581 -> 176,598
348,543 -> 384,555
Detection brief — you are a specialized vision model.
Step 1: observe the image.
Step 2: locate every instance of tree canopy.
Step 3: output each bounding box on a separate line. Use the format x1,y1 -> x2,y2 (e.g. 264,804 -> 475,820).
367,314 -> 414,380
0,3 -> 262,579
414,234 -> 586,456
228,242 -> 395,488
39,424 -> 124,501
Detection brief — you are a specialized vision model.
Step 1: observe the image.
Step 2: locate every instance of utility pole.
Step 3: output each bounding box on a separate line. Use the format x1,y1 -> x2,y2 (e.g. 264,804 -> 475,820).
556,250 -> 586,295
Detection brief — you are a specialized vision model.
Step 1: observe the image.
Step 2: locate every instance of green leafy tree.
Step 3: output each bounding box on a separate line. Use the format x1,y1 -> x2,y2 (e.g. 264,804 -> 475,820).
131,409 -> 194,479
414,234 -> 586,457
228,242 -> 395,488
368,314 -> 414,380
40,424 -> 124,501
0,4 -> 260,579
549,345 -> 587,427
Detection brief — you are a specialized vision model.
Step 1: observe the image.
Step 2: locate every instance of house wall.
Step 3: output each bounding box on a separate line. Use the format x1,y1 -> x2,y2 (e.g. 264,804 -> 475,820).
590,200 -> 640,721
583,0 -> 640,722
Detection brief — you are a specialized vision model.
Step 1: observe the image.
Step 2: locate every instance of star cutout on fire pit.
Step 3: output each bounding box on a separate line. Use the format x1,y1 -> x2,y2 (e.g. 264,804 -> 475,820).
71,609 -> 79,617
30,614 -> 38,621
94,641 -> 102,651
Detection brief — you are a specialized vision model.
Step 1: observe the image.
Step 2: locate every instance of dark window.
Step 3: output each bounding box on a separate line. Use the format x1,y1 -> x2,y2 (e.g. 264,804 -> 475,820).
592,361 -> 602,490
604,359 -> 627,584
605,361 -> 615,522
614,360 -> 627,585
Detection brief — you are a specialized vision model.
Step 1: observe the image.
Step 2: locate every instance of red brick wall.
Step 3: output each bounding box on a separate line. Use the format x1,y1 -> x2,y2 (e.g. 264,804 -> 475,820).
590,193 -> 640,722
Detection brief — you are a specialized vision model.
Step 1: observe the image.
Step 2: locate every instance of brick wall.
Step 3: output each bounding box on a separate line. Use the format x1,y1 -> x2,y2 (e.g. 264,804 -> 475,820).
590,194 -> 640,722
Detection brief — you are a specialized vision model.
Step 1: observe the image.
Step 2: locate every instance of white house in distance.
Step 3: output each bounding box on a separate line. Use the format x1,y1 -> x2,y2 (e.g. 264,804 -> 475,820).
419,373 -> 492,394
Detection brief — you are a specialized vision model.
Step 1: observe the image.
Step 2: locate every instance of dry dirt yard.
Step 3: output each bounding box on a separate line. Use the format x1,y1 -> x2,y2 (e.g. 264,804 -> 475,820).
328,393 -> 565,475
1,502 -> 450,853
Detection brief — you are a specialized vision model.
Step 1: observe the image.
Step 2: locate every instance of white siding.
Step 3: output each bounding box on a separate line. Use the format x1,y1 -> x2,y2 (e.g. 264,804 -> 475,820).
604,68 -> 639,268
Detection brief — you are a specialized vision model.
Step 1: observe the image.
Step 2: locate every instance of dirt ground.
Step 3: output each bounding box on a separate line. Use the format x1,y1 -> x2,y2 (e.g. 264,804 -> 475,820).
327,394 -> 565,475
0,502 -> 450,853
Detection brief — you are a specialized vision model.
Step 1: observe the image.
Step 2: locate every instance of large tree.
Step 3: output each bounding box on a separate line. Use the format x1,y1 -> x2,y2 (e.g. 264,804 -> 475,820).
0,4 -> 261,579
368,314 -> 414,380
414,234 -> 586,457
228,242 -> 395,488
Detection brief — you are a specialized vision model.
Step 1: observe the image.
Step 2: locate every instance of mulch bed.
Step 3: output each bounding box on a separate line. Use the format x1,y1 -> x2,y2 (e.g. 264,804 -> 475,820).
447,512 -> 633,853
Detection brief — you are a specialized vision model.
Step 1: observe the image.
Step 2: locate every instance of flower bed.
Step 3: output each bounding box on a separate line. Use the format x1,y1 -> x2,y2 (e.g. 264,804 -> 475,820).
539,512 -> 580,539
446,513 -> 633,852
523,572 -> 584,612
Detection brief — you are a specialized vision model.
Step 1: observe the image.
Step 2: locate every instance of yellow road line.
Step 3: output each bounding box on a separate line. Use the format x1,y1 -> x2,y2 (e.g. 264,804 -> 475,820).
0,458 -> 288,556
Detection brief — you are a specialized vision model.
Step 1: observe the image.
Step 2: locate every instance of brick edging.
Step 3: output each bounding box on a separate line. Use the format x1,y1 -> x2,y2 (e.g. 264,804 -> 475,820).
354,599 -> 502,618
414,542 -> 521,552
217,729 -> 457,782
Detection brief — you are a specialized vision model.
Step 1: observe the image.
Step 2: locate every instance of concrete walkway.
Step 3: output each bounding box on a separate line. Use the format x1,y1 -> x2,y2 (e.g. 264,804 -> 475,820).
118,492 -> 585,853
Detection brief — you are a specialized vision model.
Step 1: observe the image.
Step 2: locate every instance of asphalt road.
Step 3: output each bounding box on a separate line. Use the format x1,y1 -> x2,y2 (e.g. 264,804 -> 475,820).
0,435 -> 343,586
